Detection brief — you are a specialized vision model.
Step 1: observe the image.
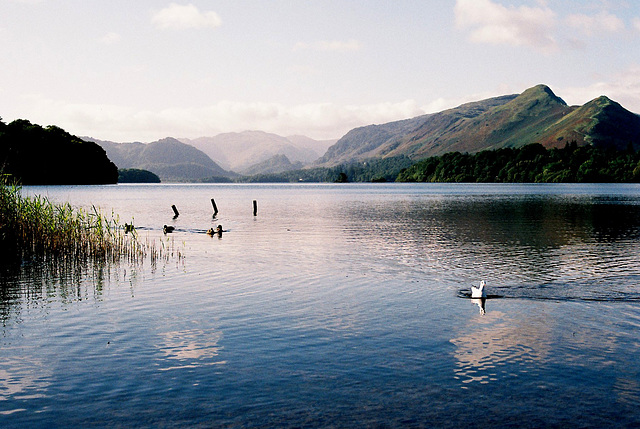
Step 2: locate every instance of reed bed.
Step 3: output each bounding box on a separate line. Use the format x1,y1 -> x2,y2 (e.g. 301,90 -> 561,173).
0,176 -> 183,271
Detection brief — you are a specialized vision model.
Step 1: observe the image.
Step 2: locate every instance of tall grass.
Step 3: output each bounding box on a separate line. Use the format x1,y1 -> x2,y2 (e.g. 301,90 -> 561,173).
0,175 -> 182,269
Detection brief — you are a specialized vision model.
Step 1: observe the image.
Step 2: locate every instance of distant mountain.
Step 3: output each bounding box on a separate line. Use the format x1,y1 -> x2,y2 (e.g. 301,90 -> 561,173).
181,131 -> 336,173
285,134 -> 337,157
0,119 -> 117,185
316,85 -> 640,166
242,154 -> 303,176
88,137 -> 234,182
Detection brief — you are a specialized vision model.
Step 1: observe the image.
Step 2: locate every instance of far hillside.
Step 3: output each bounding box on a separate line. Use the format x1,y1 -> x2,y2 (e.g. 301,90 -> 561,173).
87,137 -> 236,182
316,85 -> 640,167
181,131 -> 336,174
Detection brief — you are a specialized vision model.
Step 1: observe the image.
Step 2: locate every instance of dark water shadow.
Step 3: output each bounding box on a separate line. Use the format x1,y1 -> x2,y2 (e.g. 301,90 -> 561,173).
0,254 -> 154,328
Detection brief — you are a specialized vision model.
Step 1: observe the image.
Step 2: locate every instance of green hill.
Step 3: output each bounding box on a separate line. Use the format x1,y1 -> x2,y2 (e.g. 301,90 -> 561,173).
316,85 -> 640,166
536,96 -> 640,150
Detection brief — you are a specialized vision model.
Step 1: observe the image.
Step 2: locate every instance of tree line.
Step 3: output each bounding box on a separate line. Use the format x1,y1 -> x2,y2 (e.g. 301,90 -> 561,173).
396,142 -> 640,183
236,143 -> 640,184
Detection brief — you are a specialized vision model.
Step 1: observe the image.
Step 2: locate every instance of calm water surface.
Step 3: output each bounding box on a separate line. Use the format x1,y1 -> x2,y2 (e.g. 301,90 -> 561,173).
2,183 -> 640,427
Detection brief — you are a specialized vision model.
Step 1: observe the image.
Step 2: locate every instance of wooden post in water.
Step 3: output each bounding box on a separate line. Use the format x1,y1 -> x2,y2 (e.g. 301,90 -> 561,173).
211,198 -> 218,216
253,200 -> 258,216
171,204 -> 179,218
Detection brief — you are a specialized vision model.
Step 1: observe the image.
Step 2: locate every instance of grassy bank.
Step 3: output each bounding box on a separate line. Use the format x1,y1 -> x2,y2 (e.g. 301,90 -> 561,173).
0,175 -> 180,268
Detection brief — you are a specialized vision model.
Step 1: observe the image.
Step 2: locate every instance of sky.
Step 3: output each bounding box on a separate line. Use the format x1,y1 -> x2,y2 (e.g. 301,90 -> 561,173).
2,0 -> 640,142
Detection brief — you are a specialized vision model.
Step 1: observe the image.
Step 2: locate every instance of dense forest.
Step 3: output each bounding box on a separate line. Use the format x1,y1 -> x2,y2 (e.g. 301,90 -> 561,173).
0,118 -> 118,185
396,142 -> 640,183
118,168 -> 161,183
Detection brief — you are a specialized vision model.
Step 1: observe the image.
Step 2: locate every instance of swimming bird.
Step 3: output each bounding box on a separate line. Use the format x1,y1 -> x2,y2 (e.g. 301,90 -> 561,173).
163,225 -> 175,234
471,280 -> 486,298
206,225 -> 223,235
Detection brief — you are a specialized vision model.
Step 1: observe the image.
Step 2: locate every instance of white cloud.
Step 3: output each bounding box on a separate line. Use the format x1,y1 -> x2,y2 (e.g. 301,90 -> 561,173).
454,0 -> 557,52
99,32 -> 122,45
633,17 -> 640,32
152,3 -> 222,30
287,64 -> 320,76
293,39 -> 362,52
565,11 -> 624,36
18,96 -> 426,142
559,65 -> 640,113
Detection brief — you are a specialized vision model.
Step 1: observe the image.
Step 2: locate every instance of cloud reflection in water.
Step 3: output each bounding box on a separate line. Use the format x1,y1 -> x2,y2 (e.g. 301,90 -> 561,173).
156,329 -> 225,371
451,308 -> 552,386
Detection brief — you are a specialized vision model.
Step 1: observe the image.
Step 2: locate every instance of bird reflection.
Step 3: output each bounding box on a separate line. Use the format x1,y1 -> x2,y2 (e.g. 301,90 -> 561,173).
471,297 -> 486,315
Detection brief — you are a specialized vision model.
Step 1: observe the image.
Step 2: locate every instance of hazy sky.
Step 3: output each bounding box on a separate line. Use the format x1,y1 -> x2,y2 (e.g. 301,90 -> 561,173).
2,0 -> 640,142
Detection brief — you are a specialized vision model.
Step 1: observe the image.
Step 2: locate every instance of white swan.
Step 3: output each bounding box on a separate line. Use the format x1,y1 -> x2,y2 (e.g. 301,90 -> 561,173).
471,280 -> 486,298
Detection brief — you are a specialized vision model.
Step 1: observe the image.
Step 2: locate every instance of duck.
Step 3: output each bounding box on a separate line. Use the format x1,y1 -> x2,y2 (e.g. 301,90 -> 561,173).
471,280 -> 486,298
206,225 -> 223,235
163,225 -> 175,234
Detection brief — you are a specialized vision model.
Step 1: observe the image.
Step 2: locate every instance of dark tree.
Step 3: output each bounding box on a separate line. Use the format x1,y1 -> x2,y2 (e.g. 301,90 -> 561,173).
118,169 -> 161,183
0,119 -> 117,185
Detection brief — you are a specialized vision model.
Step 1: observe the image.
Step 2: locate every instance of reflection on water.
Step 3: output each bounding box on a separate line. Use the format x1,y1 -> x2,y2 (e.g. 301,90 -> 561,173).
341,194 -> 640,301
471,297 -> 486,315
2,184 -> 640,427
157,329 -> 226,371
0,357 -> 51,415
451,307 -> 552,386
0,259 -> 139,328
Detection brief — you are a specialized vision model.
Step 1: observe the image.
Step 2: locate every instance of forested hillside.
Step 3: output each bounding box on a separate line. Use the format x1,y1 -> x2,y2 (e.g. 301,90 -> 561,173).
0,118 -> 117,185
396,142 -> 640,183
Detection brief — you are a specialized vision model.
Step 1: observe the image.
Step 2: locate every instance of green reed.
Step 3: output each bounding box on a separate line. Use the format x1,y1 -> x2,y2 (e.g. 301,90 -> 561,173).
0,175 -> 183,269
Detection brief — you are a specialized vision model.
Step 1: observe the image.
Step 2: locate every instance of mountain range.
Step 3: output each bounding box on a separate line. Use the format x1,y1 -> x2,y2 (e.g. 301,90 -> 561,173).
316,84 -> 640,166
87,137 -> 234,182
180,131 -> 336,173
88,132 -> 335,181
87,84 -> 640,182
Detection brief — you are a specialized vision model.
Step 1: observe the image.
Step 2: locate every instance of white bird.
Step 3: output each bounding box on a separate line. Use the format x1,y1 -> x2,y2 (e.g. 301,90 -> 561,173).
471,280 -> 486,298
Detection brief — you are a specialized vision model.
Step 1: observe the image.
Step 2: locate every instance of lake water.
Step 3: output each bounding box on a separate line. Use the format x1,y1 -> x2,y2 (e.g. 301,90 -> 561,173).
2,183 -> 640,428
